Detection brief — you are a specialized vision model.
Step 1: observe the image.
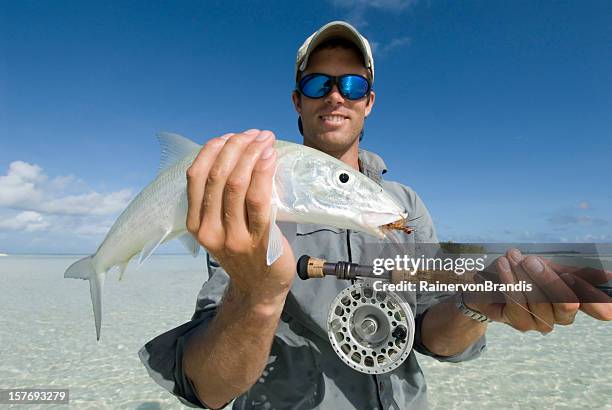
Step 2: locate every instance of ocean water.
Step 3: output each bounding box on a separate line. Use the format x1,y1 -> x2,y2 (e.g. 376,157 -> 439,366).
0,255 -> 610,409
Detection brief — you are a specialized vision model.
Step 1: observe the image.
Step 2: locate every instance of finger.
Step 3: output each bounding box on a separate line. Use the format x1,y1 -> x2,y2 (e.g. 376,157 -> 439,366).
543,259 -> 612,285
560,273 -> 612,321
497,255 -> 538,332
521,256 -> 579,325
223,131 -> 275,242
246,139 -> 277,239
200,130 -> 260,243
186,134 -> 232,235
506,252 -> 553,332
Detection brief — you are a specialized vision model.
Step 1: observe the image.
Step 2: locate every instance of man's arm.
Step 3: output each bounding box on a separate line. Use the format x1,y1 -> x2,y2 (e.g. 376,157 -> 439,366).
183,284 -> 288,409
181,130 -> 296,408
419,300 -> 487,357
421,248 -> 612,359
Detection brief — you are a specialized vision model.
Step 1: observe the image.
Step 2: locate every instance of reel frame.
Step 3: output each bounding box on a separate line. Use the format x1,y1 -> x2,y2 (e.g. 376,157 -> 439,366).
327,281 -> 415,374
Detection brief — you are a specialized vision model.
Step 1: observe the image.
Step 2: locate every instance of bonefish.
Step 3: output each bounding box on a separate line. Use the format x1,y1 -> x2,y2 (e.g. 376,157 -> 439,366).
64,133 -> 408,340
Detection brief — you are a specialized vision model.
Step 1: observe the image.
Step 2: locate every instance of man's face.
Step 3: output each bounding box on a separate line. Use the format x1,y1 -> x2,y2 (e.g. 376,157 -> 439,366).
292,47 -> 375,153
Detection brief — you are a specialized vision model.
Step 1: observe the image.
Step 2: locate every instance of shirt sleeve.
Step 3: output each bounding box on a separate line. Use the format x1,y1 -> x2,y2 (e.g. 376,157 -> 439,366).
138,253 -> 230,408
413,306 -> 487,363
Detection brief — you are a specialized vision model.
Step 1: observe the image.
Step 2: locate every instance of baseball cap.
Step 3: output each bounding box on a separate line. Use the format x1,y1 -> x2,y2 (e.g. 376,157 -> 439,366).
295,21 -> 375,84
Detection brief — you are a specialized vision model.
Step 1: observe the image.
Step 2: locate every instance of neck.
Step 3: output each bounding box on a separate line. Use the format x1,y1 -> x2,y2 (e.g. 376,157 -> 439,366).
303,138 -> 360,171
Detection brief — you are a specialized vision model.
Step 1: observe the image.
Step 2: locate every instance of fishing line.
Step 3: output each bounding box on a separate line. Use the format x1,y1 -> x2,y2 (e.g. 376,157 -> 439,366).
473,271 -> 554,331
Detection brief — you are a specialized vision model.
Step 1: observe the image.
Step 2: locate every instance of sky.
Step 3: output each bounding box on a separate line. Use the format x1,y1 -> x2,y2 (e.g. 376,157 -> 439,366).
1,0 -> 611,254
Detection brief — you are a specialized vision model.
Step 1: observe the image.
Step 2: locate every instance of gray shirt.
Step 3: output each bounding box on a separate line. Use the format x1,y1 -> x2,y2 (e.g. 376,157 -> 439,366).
139,148 -> 487,409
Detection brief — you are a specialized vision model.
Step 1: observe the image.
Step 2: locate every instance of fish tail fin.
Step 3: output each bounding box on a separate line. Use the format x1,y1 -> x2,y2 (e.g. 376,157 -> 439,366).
64,256 -> 104,341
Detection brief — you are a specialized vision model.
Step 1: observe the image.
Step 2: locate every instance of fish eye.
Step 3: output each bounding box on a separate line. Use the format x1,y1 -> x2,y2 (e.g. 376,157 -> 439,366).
333,170 -> 354,187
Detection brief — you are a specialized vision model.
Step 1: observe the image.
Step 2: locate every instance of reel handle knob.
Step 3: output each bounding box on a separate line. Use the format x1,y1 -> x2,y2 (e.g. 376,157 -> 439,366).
392,325 -> 408,341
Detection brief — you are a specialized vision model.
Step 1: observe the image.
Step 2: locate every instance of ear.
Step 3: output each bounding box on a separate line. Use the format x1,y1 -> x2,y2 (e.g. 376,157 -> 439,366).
364,90 -> 375,117
292,91 -> 302,114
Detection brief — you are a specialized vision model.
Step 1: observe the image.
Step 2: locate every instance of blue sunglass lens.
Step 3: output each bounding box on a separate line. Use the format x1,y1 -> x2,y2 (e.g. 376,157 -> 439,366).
300,75 -> 331,98
340,75 -> 369,100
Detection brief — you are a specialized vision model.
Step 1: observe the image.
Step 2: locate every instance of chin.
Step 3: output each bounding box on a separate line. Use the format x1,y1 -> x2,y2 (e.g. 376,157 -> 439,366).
307,130 -> 359,151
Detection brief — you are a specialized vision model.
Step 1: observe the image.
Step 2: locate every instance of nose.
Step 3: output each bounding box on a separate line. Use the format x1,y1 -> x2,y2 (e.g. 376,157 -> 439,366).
324,83 -> 345,105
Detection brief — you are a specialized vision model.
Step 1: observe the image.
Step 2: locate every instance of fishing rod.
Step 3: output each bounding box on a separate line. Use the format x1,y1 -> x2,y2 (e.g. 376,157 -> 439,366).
298,255 -> 612,304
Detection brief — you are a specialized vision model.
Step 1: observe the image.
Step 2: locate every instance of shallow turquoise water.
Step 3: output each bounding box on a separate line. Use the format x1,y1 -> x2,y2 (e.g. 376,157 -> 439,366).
0,255 -> 610,409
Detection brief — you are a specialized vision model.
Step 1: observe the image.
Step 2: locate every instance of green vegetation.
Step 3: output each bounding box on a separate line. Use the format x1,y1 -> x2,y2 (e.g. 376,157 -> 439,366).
439,242 -> 486,254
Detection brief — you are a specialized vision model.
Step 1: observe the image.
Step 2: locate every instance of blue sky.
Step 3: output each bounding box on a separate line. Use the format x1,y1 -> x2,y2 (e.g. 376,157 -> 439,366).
1,0 -> 611,253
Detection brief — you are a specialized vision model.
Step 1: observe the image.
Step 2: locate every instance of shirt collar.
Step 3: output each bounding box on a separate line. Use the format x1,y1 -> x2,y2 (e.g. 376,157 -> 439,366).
358,148 -> 388,184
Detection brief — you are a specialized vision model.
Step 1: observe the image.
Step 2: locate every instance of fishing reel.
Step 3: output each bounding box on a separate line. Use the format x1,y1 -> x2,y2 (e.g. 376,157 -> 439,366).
297,256 -> 415,374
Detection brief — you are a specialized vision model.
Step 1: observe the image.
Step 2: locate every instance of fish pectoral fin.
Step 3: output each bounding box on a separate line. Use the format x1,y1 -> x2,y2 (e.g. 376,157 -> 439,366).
266,204 -> 284,266
138,228 -> 172,267
156,132 -> 201,174
178,232 -> 200,257
116,260 -> 129,281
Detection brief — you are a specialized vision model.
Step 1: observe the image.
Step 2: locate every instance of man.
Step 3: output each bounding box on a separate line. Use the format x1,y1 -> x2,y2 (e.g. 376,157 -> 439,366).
139,21 -> 611,409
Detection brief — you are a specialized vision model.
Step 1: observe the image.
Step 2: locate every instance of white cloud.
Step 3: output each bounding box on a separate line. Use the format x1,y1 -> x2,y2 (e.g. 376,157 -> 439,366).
0,160 -> 132,216
331,0 -> 417,27
0,161 -> 45,206
0,211 -> 50,232
371,36 -> 412,56
0,160 -> 133,246
332,0 -> 416,12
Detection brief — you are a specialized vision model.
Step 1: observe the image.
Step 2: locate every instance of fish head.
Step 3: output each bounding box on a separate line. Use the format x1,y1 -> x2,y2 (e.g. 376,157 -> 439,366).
275,144 -> 407,237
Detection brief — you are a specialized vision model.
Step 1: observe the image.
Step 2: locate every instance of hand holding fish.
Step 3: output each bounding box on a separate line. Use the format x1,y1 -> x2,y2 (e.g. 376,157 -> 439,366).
469,248 -> 612,333
186,129 -> 297,308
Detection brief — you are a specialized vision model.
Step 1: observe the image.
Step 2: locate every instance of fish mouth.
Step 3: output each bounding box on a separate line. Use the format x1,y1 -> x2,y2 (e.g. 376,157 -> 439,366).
363,212 -> 404,230
361,211 -> 411,238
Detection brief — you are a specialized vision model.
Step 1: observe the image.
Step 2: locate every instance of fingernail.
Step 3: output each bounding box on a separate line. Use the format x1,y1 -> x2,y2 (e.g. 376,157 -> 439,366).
561,272 -> 575,286
523,257 -> 543,274
509,249 -> 523,263
260,146 -> 275,160
244,129 -> 260,135
220,133 -> 233,141
499,257 -> 510,271
256,131 -> 272,141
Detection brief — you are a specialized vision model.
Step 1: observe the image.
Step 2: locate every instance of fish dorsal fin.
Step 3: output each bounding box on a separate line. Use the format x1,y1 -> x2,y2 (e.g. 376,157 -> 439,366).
138,228 -> 172,267
156,132 -> 201,174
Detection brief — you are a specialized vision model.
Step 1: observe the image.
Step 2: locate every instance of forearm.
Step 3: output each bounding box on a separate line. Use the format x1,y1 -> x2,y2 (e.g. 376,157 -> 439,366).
183,283 -> 288,409
420,300 -> 486,357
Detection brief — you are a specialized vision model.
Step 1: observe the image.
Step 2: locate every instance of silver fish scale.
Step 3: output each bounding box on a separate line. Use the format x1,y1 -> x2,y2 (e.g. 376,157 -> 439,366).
93,155 -> 194,272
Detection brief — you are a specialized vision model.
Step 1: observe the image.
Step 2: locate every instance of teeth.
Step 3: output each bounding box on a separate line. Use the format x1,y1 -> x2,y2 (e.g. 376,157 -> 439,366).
321,115 -> 346,123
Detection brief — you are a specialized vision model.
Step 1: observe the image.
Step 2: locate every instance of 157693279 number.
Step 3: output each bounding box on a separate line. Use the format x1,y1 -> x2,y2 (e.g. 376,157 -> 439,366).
0,389 -> 69,404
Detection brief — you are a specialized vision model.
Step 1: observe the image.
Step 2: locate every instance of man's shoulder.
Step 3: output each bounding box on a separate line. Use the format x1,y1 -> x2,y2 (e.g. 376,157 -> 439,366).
380,179 -> 421,207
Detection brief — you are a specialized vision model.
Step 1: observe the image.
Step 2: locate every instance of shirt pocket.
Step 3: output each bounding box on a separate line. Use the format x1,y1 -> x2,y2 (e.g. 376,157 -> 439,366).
292,223 -> 345,260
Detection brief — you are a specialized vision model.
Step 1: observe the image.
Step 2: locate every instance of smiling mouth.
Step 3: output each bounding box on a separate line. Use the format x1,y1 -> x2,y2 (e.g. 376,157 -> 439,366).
320,115 -> 348,124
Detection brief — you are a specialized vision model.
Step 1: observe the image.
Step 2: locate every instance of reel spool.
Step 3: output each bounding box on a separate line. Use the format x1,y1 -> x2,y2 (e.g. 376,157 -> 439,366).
327,281 -> 415,374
